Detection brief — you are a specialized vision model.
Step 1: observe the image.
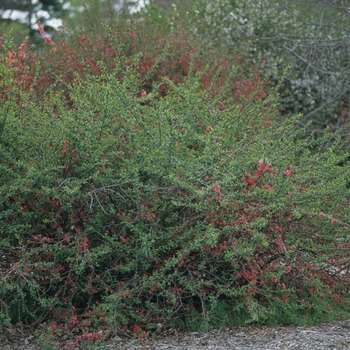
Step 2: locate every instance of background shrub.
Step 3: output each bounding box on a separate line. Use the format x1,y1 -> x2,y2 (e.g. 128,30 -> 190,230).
178,0 -> 350,139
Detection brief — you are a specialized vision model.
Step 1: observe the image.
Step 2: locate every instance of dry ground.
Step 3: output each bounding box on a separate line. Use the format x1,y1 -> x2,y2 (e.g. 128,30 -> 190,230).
2,320 -> 350,349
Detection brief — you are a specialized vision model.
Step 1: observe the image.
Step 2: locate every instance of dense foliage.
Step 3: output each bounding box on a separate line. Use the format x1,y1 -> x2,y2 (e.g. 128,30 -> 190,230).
0,3 -> 350,348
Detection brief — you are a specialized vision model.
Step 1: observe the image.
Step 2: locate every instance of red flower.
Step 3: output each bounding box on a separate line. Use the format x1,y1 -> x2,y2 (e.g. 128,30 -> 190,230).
80,34 -> 88,42
255,169 -> 263,177
283,169 -> 292,177
217,105 -> 225,111
281,293 -> 289,303
78,236 -> 90,252
242,174 -> 257,187
120,236 -> 129,244
134,324 -> 141,333
258,159 -> 272,172
264,182 -> 273,192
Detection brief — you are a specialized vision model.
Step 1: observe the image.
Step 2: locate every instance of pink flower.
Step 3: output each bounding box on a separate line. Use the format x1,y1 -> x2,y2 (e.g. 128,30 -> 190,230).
37,21 -> 46,35
44,36 -> 55,46
283,169 -> 292,177
8,50 -> 16,60
37,21 -> 55,46
18,43 -> 27,51
140,89 -> 147,97
212,185 -> 221,193
18,51 -> 28,60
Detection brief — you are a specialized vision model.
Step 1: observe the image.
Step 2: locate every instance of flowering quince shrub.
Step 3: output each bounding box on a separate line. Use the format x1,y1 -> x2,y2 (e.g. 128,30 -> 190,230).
1,16 -> 350,345
0,6 -> 265,109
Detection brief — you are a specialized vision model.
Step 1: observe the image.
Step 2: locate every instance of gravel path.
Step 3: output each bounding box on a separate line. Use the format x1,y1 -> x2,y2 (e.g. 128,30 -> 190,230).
2,321 -> 350,349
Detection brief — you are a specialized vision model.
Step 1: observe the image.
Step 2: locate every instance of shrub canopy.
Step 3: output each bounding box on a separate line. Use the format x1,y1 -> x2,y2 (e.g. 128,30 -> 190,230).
0,4 -> 350,344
